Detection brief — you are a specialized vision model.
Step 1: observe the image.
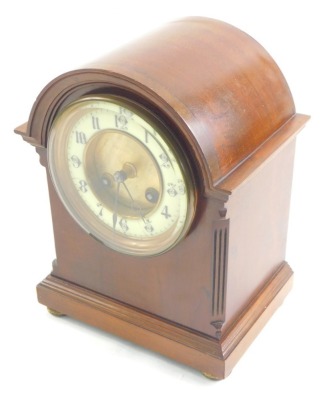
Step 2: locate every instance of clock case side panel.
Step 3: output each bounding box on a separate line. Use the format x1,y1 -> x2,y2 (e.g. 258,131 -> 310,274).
219,127 -> 301,337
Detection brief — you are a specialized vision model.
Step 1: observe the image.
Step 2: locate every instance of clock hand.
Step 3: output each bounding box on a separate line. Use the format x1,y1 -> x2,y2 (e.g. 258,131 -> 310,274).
112,170 -> 127,229
113,165 -> 147,224
121,180 -> 147,224
113,181 -> 121,229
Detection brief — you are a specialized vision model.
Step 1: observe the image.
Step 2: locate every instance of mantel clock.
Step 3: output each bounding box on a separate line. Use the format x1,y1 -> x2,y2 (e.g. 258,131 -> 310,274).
15,17 -> 309,379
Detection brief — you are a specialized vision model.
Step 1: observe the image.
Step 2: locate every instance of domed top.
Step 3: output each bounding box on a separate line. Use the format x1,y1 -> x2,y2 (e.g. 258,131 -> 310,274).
20,17 -> 306,192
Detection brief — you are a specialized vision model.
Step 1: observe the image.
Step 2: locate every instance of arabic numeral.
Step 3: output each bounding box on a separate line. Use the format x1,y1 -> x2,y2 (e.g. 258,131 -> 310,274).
159,153 -> 171,168
115,114 -> 128,129
97,203 -> 104,217
144,129 -> 157,144
144,221 -> 154,233
70,155 -> 81,168
79,180 -> 88,193
119,218 -> 129,232
120,106 -> 133,118
161,206 -> 171,219
167,183 -> 177,197
177,180 -> 186,195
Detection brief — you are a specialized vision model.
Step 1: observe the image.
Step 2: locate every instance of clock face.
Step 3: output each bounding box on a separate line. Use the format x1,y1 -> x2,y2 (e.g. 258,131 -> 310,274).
48,96 -> 195,256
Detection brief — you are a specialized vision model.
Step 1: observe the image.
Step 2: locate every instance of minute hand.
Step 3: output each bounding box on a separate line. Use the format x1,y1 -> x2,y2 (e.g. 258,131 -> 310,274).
121,181 -> 147,224
112,182 -> 121,229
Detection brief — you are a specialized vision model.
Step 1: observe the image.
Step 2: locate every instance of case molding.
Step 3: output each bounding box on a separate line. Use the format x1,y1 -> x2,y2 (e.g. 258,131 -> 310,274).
37,261 -> 293,379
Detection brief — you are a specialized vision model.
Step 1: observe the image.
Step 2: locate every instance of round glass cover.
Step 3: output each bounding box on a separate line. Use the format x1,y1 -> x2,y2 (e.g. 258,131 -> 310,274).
47,96 -> 195,256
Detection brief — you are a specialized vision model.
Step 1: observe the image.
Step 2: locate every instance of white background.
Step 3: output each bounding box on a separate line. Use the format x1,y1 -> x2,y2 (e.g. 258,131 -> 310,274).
1,0 -> 332,398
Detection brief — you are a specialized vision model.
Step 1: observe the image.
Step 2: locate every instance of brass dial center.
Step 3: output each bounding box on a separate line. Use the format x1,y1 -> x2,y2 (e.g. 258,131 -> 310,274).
84,130 -> 161,218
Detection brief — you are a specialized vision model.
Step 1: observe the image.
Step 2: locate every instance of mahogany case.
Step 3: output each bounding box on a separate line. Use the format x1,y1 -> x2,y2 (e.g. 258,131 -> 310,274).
15,17 -> 309,379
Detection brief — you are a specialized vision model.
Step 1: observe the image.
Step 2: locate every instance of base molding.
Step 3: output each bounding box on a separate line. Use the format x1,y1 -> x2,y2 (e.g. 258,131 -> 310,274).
36,262 -> 293,379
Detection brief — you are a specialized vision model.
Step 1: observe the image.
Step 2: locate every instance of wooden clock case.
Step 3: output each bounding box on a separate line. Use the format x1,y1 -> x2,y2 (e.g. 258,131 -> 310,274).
16,17 -> 309,379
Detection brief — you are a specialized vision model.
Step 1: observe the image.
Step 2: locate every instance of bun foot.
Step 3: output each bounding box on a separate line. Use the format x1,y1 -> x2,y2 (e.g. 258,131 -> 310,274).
47,307 -> 66,317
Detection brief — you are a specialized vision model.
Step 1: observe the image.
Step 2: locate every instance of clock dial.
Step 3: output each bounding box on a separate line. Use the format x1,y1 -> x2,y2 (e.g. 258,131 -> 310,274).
48,97 -> 195,255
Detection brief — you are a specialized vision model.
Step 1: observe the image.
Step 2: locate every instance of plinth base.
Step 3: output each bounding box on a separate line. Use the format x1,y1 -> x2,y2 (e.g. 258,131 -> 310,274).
36,262 -> 293,380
